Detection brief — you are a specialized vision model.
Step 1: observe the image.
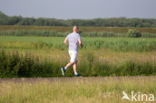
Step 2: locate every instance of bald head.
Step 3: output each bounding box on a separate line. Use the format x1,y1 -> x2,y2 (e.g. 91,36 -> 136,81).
73,26 -> 79,33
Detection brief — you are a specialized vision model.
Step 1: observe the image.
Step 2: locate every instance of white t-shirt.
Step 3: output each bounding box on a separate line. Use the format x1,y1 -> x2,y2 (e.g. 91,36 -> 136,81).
66,32 -> 81,52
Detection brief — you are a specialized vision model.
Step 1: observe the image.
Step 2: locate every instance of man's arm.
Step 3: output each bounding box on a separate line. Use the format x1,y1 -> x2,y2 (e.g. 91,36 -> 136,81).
78,39 -> 83,48
64,38 -> 68,45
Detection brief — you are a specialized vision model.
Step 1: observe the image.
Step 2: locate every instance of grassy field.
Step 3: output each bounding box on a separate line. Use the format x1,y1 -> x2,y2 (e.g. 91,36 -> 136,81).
0,26 -> 156,77
0,36 -> 156,77
0,26 -> 156,103
0,76 -> 155,103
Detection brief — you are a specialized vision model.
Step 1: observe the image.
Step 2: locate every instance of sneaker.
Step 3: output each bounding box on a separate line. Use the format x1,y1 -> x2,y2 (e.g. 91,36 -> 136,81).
60,67 -> 66,76
74,73 -> 80,77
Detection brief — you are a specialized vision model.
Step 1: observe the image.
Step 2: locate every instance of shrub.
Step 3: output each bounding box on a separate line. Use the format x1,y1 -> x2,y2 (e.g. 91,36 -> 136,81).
127,29 -> 142,37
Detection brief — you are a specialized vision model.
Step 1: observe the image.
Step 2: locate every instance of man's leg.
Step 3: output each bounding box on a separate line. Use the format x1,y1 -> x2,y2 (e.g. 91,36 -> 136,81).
61,62 -> 74,76
64,51 -> 77,70
61,51 -> 79,76
65,62 -> 74,70
73,62 -> 78,75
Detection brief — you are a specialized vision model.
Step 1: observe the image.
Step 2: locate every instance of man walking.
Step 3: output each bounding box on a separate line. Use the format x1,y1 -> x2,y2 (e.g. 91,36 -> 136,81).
60,26 -> 83,76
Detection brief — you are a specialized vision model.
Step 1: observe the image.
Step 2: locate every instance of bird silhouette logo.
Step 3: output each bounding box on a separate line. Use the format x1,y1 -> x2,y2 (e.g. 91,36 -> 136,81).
122,91 -> 130,101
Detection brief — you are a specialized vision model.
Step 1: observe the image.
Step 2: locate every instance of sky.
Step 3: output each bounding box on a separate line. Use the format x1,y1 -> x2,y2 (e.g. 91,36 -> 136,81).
0,0 -> 156,19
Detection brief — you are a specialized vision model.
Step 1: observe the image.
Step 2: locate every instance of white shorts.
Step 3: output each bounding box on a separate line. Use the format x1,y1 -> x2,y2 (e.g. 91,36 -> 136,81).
68,51 -> 78,63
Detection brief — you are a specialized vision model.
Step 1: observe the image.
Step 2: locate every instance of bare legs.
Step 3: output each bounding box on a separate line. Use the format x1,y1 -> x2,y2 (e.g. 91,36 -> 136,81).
73,62 -> 77,74
64,51 -> 79,76
65,61 -> 78,74
65,62 -> 74,69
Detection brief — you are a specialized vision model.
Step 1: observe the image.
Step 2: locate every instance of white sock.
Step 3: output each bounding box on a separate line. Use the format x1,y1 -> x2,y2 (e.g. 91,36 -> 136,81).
74,72 -> 78,75
64,67 -> 67,70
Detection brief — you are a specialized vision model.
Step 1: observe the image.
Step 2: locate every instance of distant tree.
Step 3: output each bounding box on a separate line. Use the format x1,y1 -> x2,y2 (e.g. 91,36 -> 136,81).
18,18 -> 35,25
8,16 -> 22,25
1,11 -> 156,27
0,11 -> 9,25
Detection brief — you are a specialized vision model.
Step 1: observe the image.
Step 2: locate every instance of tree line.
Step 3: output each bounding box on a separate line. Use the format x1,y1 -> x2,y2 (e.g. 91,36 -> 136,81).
0,11 -> 156,27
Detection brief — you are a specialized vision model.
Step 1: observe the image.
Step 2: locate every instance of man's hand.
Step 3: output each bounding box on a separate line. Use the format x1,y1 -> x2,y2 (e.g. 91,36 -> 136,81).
64,38 -> 68,45
80,43 -> 83,48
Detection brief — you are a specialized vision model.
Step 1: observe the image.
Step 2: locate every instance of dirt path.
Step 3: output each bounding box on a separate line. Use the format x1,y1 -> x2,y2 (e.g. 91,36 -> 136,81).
0,76 -> 155,83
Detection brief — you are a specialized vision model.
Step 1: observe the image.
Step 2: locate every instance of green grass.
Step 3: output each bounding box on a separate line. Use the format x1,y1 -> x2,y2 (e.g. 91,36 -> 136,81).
1,36 -> 156,52
1,50 -> 155,77
0,76 -> 156,103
